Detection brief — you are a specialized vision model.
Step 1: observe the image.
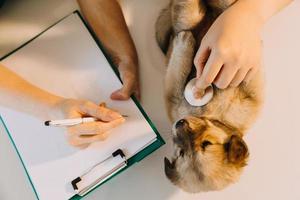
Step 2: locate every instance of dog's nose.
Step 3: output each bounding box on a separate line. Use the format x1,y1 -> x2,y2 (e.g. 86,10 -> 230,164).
175,119 -> 188,129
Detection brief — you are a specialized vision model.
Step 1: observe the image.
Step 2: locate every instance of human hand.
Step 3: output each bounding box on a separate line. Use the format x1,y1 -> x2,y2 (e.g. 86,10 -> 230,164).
52,98 -> 125,148
193,1 -> 263,93
110,60 -> 140,101
78,0 -> 141,101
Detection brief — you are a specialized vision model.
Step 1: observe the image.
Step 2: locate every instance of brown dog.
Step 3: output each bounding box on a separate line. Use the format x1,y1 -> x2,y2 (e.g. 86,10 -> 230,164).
155,0 -> 264,192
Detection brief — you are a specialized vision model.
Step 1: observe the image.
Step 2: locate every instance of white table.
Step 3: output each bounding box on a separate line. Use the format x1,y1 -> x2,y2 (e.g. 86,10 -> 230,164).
0,0 -> 300,200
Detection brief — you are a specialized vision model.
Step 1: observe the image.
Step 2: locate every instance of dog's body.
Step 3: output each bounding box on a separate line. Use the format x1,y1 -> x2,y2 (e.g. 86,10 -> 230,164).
156,0 -> 264,192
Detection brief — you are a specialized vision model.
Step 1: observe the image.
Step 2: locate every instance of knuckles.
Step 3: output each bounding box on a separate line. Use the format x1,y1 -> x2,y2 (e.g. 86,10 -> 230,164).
82,100 -> 94,108
214,41 -> 240,63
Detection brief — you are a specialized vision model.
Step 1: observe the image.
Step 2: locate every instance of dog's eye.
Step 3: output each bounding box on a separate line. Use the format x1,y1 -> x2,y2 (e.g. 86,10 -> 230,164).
201,140 -> 212,149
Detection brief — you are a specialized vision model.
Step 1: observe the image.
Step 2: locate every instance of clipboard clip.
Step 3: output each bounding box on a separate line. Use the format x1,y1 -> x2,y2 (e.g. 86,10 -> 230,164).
71,149 -> 127,196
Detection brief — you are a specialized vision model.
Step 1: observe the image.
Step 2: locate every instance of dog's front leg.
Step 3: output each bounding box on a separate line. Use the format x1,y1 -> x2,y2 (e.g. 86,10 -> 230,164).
165,31 -> 196,120
171,0 -> 206,33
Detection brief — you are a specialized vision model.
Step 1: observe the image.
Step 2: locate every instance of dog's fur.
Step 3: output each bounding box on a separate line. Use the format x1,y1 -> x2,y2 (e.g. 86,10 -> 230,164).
155,0 -> 264,192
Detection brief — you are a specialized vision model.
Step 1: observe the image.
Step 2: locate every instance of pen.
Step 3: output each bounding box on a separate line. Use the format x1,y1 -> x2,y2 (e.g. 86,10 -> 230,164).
45,115 -> 128,127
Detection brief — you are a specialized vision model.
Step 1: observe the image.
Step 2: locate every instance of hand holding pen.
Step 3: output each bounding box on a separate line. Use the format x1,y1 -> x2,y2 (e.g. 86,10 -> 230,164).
47,99 -> 125,148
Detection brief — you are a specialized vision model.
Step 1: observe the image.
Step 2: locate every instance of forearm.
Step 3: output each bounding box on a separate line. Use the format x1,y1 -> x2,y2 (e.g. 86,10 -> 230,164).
0,64 -> 61,119
78,0 -> 138,66
234,0 -> 293,27
0,64 -> 125,147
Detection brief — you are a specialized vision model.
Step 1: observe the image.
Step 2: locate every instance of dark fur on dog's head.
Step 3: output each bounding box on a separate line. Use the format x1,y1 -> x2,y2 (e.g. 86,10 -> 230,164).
165,116 -> 249,192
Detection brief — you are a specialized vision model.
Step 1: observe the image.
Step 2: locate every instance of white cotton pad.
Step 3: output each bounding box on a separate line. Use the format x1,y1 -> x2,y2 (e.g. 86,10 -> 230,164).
184,78 -> 214,106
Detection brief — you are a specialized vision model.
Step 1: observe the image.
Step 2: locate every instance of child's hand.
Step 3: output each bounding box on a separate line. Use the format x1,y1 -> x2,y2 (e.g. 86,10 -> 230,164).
193,1 -> 263,91
52,98 -> 125,148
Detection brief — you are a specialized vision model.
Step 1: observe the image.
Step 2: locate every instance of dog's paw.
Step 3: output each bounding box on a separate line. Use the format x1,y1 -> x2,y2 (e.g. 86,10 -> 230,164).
173,31 -> 196,51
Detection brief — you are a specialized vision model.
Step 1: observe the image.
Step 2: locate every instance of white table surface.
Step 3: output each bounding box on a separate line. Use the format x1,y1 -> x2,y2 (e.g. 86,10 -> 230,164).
0,0 -> 300,200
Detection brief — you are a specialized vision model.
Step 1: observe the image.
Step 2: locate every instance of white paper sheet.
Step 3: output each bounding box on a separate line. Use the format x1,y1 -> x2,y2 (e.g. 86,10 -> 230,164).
0,13 -> 157,200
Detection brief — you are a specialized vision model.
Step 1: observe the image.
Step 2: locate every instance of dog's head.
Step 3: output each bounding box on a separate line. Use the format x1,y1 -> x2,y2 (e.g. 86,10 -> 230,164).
165,116 -> 249,192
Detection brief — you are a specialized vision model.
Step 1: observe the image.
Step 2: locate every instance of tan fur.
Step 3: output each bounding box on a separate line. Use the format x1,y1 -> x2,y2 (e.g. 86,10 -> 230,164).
157,0 -> 264,192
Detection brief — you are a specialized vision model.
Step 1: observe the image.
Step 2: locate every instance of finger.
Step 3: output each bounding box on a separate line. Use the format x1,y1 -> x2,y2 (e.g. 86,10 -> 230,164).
68,133 -> 108,147
68,122 -> 101,136
96,117 -> 125,132
195,51 -> 223,89
80,101 -> 122,121
68,118 -> 125,136
111,84 -> 140,101
229,68 -> 250,87
111,62 -> 139,101
192,88 -> 205,99
110,88 -> 131,100
111,74 -> 137,100
194,45 -> 211,78
214,64 -> 239,89
66,110 -> 82,119
244,68 -> 258,84
99,102 -> 122,114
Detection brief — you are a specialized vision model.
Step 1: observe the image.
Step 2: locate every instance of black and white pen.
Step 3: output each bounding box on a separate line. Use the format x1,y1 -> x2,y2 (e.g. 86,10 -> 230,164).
45,115 -> 128,127
45,117 -> 97,127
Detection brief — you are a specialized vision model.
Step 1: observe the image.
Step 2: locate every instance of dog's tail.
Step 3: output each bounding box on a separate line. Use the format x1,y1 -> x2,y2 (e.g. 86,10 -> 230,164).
155,5 -> 172,54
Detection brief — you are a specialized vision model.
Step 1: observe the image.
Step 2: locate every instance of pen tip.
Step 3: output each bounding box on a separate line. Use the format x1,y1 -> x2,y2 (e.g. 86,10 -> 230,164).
44,121 -> 50,126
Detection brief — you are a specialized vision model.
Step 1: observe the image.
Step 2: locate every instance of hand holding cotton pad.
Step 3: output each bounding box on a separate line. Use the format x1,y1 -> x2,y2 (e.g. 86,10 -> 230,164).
184,78 -> 214,106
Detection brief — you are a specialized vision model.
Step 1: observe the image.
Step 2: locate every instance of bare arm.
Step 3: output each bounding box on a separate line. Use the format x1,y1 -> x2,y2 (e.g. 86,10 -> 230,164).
194,0 -> 293,91
0,65 -> 60,119
0,64 -> 124,148
78,0 -> 140,100
246,0 -> 293,24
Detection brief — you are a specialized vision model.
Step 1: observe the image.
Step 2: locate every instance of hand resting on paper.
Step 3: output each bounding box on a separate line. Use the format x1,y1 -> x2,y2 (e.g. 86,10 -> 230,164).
52,99 -> 125,148
0,65 -> 125,148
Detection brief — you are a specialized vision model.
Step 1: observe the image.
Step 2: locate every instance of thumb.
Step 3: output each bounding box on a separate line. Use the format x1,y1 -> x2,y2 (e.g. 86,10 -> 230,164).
111,71 -> 139,101
194,43 -> 210,78
110,87 -> 131,101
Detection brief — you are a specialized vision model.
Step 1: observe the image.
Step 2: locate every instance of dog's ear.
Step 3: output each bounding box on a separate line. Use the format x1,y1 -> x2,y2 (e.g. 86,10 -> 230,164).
224,135 -> 249,166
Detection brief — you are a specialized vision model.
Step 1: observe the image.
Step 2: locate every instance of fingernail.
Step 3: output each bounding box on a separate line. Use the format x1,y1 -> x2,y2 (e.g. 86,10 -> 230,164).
110,112 -> 122,120
215,80 -> 225,89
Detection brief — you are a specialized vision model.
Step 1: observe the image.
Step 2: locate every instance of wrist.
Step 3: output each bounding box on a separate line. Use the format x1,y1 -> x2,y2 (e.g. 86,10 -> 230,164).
43,95 -> 65,119
119,54 -> 138,67
231,0 -> 265,30
118,55 -> 139,75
